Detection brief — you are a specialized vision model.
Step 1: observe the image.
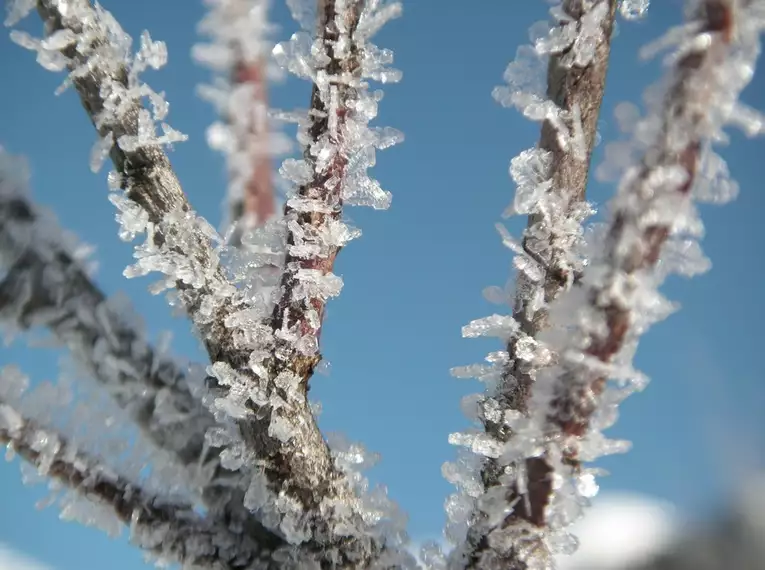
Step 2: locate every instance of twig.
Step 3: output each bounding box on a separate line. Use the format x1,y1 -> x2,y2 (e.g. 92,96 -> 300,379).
0,400 -> 266,570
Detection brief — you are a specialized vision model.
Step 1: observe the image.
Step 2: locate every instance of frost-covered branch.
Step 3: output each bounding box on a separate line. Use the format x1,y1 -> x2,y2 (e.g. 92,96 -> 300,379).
448,0 -> 765,568
540,0 -> 757,457
0,148 -> 216,471
269,0 -> 404,387
446,2 -> 619,567
9,0 -> 335,539
0,398 -> 272,570
22,0 -> 241,364
194,0 -> 291,238
0,148 -> 291,553
12,0 -> 338,516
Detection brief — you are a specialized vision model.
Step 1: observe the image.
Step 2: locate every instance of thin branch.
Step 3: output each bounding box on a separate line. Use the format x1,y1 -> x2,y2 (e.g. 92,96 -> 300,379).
0,400 -> 268,570
452,1 -> 618,567
547,0 -> 740,442
193,0 -> 282,238
31,0 -> 241,372
232,59 -> 276,229
268,0 -> 365,385
268,0 -> 404,387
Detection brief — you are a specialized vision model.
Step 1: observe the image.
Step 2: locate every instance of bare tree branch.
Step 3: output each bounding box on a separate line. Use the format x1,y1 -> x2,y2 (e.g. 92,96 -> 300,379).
0,203 -> 213,468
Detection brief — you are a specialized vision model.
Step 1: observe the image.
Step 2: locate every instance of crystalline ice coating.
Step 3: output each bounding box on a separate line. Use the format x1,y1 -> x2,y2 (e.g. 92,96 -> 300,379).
509,149 -> 553,216
619,0 -> 650,20
0,404 -> 23,433
279,158 -> 314,185
90,132 -> 114,173
462,314 -> 519,340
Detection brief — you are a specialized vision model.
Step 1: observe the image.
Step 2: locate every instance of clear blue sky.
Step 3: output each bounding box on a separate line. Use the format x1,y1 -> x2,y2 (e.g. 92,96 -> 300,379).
1,1 -> 764,569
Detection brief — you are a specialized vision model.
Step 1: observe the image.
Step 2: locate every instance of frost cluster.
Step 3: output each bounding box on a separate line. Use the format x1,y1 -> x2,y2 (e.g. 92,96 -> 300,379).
267,0 -> 405,377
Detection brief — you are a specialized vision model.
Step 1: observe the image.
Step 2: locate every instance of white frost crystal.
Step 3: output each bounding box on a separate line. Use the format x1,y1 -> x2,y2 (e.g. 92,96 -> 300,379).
619,0 -> 650,20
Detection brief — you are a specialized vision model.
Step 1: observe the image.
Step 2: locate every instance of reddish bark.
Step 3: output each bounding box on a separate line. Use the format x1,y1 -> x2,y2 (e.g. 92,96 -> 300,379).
233,59 -> 276,225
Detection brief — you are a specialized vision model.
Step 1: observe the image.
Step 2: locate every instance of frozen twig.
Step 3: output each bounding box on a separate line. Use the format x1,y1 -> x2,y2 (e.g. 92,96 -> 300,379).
448,2 -> 618,567
269,0 -> 404,388
0,399 -> 269,570
544,0 -> 744,459
194,0 -> 288,240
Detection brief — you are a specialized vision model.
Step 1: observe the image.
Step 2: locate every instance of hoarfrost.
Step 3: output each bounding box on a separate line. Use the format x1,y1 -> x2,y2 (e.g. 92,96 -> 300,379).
619,0 -> 650,20
449,2 -> 765,568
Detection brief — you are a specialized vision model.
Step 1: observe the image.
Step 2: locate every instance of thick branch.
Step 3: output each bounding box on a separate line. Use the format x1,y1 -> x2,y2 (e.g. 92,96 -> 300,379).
34,0 -> 240,372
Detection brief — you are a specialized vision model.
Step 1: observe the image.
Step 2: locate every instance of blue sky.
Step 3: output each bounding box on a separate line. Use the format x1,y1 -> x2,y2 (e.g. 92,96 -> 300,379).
1,1 -> 764,569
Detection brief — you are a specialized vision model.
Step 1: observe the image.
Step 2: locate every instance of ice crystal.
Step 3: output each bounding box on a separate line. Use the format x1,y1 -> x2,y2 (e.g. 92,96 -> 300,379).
619,0 -> 650,20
